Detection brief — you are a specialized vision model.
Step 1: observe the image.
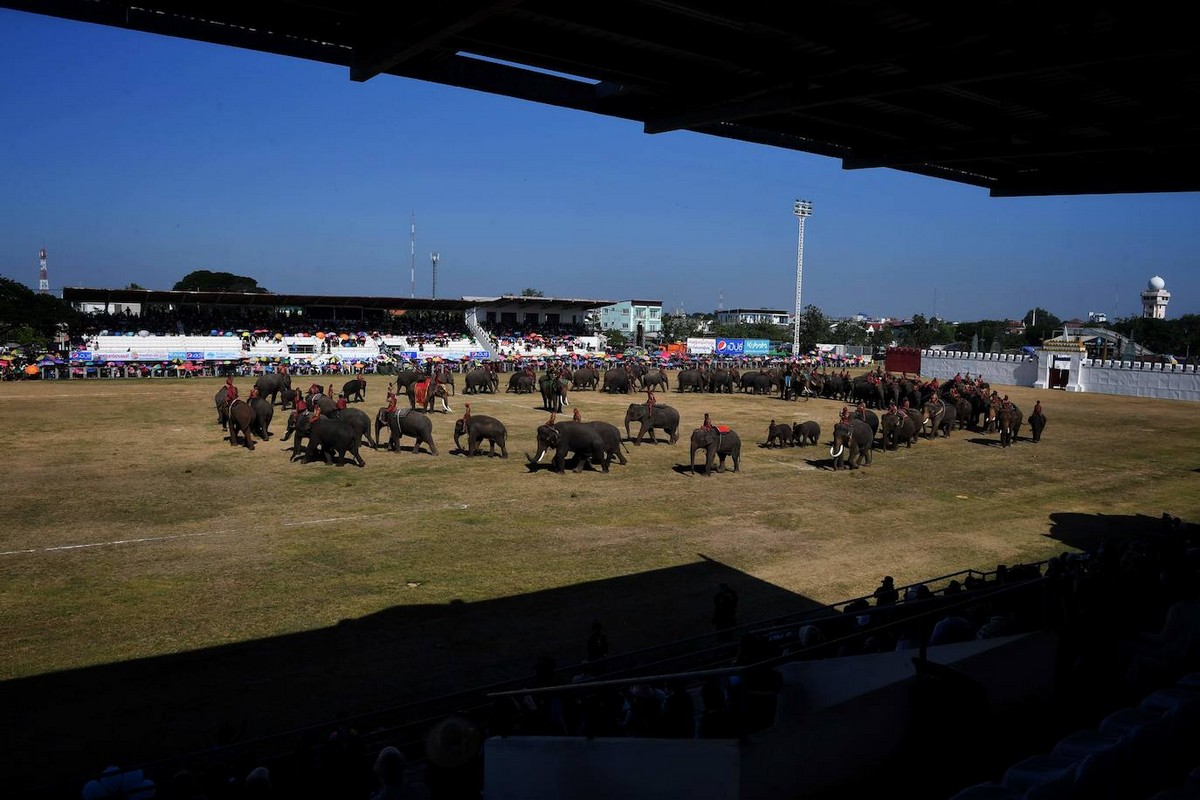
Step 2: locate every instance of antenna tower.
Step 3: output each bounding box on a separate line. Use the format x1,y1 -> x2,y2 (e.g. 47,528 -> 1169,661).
38,248 -> 49,294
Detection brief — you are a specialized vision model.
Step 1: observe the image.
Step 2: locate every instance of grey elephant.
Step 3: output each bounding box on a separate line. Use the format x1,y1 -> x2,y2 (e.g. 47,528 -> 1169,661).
299,418 -> 366,467
675,368 -> 705,392
529,421 -> 610,474
463,369 -> 498,394
1029,406 -> 1047,443
585,420 -> 628,466
881,409 -> 920,450
764,420 -> 792,447
453,414 -> 508,457
602,369 -> 631,394
689,427 -> 741,475
623,403 -> 681,445
792,420 -> 820,446
572,367 -> 599,390
250,397 -> 274,440
374,407 -> 438,454
253,373 -> 292,405
831,419 -> 873,470
341,378 -> 367,403
507,373 -> 535,393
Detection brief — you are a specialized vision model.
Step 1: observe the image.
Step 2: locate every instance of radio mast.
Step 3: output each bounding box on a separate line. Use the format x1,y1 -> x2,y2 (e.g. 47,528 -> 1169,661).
38,248 -> 49,294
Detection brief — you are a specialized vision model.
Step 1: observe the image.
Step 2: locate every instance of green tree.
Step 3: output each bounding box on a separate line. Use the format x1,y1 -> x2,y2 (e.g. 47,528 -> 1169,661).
604,328 -> 628,350
1021,307 -> 1062,345
835,319 -> 870,346
125,282 -> 147,290
173,270 -> 268,293
519,288 -> 545,297
660,313 -> 700,343
0,275 -> 80,347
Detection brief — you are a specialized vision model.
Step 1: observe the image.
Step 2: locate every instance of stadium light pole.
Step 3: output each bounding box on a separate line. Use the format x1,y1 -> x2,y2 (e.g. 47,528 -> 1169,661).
431,252 -> 440,299
792,199 -> 813,357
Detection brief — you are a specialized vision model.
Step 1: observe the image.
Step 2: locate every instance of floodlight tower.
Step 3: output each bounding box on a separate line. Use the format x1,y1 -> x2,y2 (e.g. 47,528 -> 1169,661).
431,252 -> 440,299
38,248 -> 49,294
792,199 -> 813,356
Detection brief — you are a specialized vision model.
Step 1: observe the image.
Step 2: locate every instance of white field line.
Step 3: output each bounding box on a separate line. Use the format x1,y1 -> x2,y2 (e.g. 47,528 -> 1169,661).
0,510 -> 462,557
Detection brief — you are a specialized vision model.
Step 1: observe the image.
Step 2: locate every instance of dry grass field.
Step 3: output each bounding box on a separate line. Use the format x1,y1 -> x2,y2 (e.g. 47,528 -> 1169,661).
2,372 -> 1198,785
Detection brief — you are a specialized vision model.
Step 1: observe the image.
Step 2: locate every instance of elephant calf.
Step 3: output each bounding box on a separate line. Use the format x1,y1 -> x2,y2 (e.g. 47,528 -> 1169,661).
792,420 -> 820,446
454,414 -> 508,458
764,420 -> 793,447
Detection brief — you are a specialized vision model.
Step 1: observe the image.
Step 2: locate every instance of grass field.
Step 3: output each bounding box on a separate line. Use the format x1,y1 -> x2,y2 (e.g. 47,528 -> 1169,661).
2,373 -> 1198,783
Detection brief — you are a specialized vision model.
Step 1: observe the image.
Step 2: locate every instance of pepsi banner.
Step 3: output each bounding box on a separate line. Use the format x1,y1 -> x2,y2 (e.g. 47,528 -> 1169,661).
744,339 -> 770,355
469,351 -> 491,359
714,338 -> 745,355
71,351 -> 92,362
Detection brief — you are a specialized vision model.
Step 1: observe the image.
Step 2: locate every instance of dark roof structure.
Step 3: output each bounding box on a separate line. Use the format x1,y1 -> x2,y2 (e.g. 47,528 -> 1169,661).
63,287 -> 476,311
8,1 -> 1200,197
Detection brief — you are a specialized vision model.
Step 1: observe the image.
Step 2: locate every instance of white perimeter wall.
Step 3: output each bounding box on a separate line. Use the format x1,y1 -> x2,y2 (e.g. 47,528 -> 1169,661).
920,350 -> 1200,401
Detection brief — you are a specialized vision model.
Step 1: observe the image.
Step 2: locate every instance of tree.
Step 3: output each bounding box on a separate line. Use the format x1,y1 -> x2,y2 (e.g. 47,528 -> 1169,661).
604,329 -> 628,350
835,319 -> 870,346
0,275 -> 80,347
125,282 -> 146,290
660,313 -> 700,343
173,270 -> 269,293
519,288 -> 545,297
794,304 -> 831,352
1021,307 -> 1062,345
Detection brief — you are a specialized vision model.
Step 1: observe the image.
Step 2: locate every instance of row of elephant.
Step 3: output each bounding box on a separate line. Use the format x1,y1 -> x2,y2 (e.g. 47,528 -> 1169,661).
213,392 -> 740,474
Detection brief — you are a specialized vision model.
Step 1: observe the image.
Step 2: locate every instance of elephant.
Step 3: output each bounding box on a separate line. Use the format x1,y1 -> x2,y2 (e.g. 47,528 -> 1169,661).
342,378 -> 367,403
998,404 -> 1024,448
852,409 -> 879,442
640,369 -> 669,391
540,374 -> 570,413
831,419 -> 873,470
453,414 -> 508,458
507,373 -> 535,394
215,388 -> 232,425
953,397 -> 974,430
374,407 -> 439,454
585,420 -> 628,466
435,371 -> 456,395
852,378 -> 886,409
572,367 -> 599,390
602,369 -> 631,394
920,399 -> 955,439
334,407 -> 377,449
792,420 -> 821,446
623,403 -> 681,445
689,427 -> 741,475
279,388 -> 301,411
881,409 -> 920,450
744,373 -> 773,395
299,418 -> 366,467
707,370 -> 734,393
225,398 -> 256,449
675,368 -> 705,392
1029,409 -> 1047,443
407,380 -> 453,413
764,420 -> 793,447
250,397 -> 274,440
463,369 -> 498,394
253,373 -> 292,405
529,421 -> 610,473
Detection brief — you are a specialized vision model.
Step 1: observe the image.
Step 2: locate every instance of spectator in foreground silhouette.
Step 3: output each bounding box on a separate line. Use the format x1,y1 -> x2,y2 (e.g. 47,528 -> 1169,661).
713,583 -> 739,641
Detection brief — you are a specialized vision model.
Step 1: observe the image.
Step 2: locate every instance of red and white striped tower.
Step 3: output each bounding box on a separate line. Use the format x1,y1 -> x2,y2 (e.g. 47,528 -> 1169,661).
38,248 -> 49,294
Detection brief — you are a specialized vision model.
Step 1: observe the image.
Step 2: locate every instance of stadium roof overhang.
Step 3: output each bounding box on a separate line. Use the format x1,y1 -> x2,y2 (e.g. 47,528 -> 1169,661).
63,287 -> 476,311
7,2 -> 1200,197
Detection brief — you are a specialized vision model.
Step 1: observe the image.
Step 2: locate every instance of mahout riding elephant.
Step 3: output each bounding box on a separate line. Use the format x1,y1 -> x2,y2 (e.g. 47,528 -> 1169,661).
529,421 -> 610,473
675,368 -> 705,392
585,421 -> 628,466
689,427 -> 741,475
407,380 -> 453,413
225,399 -> 256,449
375,407 -> 438,454
792,420 -> 821,446
921,400 -> 951,439
831,420 -> 873,470
640,369 -> 669,392
852,377 -> 886,409
540,374 -> 570,413
998,404 -> 1024,448
508,373 -> 535,394
453,414 -> 508,457
299,418 -> 366,467
342,378 -> 367,403
624,403 -> 681,445
1028,407 -> 1047,443
463,369 -> 497,394
881,409 -> 920,450
602,369 -> 630,394
764,420 -> 793,447
253,373 -> 292,405
572,367 -> 599,390
250,397 -> 274,440
287,408 -> 375,454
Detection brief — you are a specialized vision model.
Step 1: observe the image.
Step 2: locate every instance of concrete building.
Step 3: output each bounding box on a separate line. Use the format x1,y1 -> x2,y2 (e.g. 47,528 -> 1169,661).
1141,276 -> 1171,319
464,295 -> 612,330
597,300 -> 664,343
714,308 -> 789,326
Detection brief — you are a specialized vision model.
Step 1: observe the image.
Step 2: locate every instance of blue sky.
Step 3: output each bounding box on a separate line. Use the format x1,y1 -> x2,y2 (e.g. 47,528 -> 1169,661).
2,10 -> 1198,322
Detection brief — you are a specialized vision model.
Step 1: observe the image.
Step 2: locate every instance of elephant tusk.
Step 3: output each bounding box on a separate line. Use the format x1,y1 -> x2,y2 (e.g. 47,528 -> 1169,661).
537,449 -> 546,462
830,444 -> 844,459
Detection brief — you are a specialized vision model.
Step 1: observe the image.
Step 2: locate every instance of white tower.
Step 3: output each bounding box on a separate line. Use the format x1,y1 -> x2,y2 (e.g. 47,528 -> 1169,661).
792,199 -> 813,356
1141,275 -> 1170,319
38,248 -> 49,294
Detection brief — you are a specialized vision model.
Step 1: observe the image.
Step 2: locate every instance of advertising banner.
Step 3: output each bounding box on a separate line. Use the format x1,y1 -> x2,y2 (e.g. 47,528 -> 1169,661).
71,351 -> 92,362
469,351 -> 491,359
714,338 -> 745,356
744,339 -> 770,356
687,337 -> 716,355
204,351 -> 243,361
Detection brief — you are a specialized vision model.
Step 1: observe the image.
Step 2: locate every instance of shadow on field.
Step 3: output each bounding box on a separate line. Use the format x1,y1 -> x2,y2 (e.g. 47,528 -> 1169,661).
1043,511 -> 1193,552
965,437 -> 1004,447
2,558 -> 822,796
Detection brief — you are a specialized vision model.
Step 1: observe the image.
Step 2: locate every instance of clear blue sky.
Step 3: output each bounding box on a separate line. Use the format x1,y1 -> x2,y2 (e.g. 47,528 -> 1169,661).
2,9 -> 1198,321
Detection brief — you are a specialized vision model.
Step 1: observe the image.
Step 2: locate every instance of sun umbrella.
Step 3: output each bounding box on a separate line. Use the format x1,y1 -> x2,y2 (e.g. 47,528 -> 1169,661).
24,365 -> 40,375
315,332 -> 325,340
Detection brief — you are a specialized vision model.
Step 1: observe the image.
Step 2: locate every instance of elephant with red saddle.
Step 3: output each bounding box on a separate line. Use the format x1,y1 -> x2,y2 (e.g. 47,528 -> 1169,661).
689,426 -> 741,475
